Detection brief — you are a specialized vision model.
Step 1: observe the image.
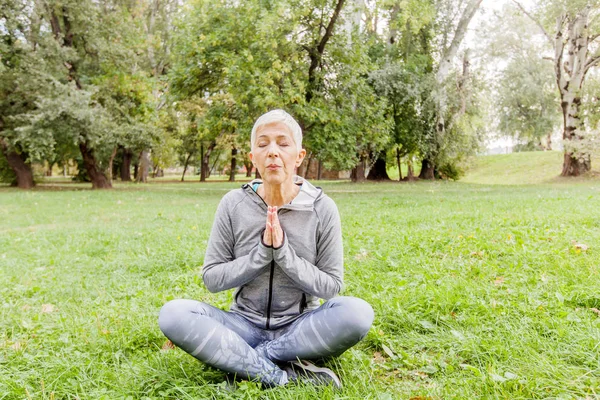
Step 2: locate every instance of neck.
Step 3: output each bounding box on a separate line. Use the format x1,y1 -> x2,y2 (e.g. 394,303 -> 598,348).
259,180 -> 299,207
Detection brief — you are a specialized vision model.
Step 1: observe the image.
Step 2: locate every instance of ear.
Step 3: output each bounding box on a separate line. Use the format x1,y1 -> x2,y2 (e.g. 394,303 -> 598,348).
296,149 -> 306,167
249,151 -> 255,164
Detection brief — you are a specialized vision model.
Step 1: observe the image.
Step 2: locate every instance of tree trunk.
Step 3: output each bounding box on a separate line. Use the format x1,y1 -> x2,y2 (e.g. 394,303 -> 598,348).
396,148 -> 402,181
0,139 -> 35,189
561,151 -> 590,176
419,158 -> 435,180
121,149 -> 132,181
303,154 -> 314,179
317,159 -> 322,180
200,142 -> 216,182
133,162 -> 139,180
181,153 -> 192,182
244,159 -> 253,177
406,156 -> 416,181
137,150 -> 150,183
79,142 -> 112,189
556,9 -> 592,176
351,156 -> 366,182
107,146 -> 117,182
46,162 -> 53,176
229,147 -> 237,182
367,154 -> 390,181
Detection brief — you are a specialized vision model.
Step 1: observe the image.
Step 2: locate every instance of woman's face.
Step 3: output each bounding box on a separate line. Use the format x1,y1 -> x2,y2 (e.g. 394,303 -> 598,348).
249,122 -> 306,185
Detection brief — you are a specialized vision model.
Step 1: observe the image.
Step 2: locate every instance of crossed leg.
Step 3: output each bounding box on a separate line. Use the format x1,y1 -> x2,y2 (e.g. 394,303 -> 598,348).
158,296 -> 374,387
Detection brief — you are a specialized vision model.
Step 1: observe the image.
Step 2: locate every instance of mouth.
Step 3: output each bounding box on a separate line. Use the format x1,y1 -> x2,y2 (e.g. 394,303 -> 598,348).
266,164 -> 281,170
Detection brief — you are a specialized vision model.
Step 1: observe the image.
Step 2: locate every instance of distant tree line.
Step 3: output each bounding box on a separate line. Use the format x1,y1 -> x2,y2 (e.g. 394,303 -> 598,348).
1,0 -> 597,189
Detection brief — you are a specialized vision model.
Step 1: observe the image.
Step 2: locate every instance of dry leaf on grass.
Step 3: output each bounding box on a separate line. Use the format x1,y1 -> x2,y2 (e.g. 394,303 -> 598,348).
372,351 -> 386,364
590,308 -> 600,317
493,277 -> 505,286
41,304 -> 55,313
161,340 -> 175,351
571,241 -> 589,251
354,249 -> 369,261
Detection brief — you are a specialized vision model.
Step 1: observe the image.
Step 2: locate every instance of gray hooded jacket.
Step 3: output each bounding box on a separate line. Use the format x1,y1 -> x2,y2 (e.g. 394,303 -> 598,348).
202,177 -> 344,330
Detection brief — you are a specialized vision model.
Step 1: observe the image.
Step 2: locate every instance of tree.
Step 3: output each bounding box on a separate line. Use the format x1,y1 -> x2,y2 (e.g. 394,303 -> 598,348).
419,0 -> 483,179
513,0 -> 600,175
480,4 -> 561,151
0,0 -> 48,188
170,0 -> 389,179
1,0 -> 169,189
367,0 -> 437,181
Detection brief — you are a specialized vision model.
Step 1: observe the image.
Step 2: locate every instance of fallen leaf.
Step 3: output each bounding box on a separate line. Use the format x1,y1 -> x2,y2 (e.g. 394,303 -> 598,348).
493,277 -> 505,286
10,342 -> 22,351
41,304 -> 55,313
161,340 -> 175,351
572,241 -> 589,251
372,351 -> 386,364
22,305 -> 32,311
381,344 -> 395,359
354,249 -> 369,261
590,308 -> 600,317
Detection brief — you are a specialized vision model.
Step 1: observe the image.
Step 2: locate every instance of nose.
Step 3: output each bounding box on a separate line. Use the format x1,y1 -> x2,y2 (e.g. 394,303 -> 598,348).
267,143 -> 279,157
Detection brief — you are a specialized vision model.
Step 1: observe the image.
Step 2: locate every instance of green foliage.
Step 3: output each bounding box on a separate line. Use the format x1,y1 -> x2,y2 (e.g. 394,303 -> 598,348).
170,0 -> 391,170
0,150 -> 17,185
1,0 -> 173,186
483,4 -> 560,149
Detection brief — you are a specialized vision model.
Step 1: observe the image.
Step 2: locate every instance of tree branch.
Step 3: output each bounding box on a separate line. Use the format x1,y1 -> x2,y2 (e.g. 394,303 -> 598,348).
317,0 -> 346,55
585,53 -> 600,74
511,0 -> 553,45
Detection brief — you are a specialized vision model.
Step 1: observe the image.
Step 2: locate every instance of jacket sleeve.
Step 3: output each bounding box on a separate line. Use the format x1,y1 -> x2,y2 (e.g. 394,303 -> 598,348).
202,194 -> 272,292
273,196 -> 344,299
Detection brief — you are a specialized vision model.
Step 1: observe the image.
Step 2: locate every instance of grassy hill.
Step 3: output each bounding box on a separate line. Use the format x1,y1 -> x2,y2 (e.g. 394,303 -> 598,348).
461,151 -> 600,185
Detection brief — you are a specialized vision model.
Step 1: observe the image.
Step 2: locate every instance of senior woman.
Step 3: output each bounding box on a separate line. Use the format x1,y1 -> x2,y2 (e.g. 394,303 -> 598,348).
158,109 -> 374,388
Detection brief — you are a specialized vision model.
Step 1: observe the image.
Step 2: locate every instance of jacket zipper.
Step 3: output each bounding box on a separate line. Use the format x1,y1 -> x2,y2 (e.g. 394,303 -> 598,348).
245,185 -> 282,330
265,260 -> 275,329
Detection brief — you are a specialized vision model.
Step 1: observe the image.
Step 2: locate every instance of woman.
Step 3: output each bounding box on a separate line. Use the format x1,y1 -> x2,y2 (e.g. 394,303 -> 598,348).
158,109 -> 374,388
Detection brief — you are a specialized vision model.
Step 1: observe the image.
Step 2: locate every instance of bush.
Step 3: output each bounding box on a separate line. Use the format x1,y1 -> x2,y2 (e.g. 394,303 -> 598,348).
437,162 -> 464,181
0,151 -> 17,185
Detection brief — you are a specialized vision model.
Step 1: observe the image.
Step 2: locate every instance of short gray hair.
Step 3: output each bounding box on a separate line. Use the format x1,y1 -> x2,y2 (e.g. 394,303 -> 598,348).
251,109 -> 303,150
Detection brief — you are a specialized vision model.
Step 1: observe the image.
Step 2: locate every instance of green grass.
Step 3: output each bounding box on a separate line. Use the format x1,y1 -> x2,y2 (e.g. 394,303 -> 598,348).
462,151 -> 600,185
1,180 -> 599,399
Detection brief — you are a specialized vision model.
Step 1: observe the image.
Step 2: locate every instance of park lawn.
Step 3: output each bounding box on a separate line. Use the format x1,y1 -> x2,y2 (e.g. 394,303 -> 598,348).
0,180 -> 599,399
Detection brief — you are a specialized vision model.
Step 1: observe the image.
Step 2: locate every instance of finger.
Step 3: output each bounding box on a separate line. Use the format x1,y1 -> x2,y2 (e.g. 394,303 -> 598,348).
273,226 -> 283,247
264,222 -> 272,245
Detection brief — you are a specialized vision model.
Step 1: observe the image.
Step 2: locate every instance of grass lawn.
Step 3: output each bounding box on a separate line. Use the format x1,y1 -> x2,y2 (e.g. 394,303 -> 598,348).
461,151 -> 600,185
1,179 -> 599,399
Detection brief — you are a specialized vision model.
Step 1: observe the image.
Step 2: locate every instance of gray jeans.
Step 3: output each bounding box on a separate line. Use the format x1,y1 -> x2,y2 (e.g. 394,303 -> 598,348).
158,296 -> 374,386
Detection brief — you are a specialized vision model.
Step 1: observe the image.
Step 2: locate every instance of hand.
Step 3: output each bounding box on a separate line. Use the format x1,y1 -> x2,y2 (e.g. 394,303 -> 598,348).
263,206 -> 284,248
